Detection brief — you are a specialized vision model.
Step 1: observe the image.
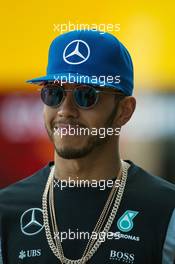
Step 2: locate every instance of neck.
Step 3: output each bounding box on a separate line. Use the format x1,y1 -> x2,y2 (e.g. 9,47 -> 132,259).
53,139 -> 122,182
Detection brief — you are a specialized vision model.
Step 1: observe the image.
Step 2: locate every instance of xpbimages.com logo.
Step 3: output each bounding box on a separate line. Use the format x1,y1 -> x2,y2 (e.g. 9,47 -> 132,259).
54,73 -> 121,87
53,21 -> 120,34
53,126 -> 121,138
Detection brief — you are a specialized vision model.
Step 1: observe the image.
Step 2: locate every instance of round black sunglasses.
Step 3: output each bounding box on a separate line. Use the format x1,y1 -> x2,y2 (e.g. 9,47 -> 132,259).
40,84 -> 125,109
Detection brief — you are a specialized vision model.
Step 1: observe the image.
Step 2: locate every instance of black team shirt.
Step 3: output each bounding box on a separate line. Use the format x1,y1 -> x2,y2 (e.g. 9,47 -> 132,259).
0,161 -> 175,264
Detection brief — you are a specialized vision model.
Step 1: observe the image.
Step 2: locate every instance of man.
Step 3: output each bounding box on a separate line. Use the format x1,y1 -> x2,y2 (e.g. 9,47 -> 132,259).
0,30 -> 175,264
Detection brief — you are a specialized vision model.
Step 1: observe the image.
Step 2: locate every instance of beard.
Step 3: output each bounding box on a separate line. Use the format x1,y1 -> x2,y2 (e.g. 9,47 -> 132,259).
45,104 -> 119,159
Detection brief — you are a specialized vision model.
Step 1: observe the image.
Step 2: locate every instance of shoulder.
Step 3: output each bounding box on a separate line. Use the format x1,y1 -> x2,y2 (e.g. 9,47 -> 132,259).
0,162 -> 53,213
126,160 -> 175,207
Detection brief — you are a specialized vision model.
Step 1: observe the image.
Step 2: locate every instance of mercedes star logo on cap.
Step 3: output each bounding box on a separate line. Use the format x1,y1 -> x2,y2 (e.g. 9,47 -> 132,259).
63,40 -> 90,65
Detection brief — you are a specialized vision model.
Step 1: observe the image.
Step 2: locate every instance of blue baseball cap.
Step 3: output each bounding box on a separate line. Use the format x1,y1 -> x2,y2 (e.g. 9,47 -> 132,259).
27,30 -> 133,95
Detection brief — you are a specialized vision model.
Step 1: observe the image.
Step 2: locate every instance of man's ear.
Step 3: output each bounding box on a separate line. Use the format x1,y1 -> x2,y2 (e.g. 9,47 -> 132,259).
114,96 -> 136,127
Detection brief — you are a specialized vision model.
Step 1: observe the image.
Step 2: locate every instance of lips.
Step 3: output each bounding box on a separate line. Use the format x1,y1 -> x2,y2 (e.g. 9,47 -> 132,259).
59,124 -> 76,128
53,123 -> 80,135
54,123 -> 79,129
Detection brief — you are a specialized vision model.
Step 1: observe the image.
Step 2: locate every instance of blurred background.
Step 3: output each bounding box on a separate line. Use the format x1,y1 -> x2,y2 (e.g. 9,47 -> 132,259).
0,0 -> 175,188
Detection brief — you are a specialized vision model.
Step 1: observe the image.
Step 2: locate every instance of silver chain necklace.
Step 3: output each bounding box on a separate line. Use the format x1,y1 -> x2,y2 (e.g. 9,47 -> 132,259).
42,160 -> 130,263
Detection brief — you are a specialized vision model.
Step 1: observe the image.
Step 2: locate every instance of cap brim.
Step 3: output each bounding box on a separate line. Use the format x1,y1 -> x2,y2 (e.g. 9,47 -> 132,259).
26,74 -> 57,84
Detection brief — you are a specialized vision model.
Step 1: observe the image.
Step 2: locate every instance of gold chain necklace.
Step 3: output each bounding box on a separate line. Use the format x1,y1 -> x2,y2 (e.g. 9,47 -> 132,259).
42,160 -> 130,263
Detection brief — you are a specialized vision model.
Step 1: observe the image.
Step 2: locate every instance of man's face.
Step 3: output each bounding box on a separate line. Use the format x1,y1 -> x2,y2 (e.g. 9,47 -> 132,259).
43,83 -> 122,159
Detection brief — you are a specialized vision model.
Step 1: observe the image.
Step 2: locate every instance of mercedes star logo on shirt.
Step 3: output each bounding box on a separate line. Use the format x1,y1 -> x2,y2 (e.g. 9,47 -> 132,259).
63,40 -> 90,65
20,208 -> 44,236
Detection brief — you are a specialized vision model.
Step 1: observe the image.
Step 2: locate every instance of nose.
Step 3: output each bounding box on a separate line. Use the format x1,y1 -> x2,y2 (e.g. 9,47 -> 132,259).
56,91 -> 79,118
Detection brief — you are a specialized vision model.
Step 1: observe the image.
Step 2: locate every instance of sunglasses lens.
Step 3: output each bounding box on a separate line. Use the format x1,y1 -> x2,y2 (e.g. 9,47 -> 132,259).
41,86 -> 64,107
74,86 -> 98,108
